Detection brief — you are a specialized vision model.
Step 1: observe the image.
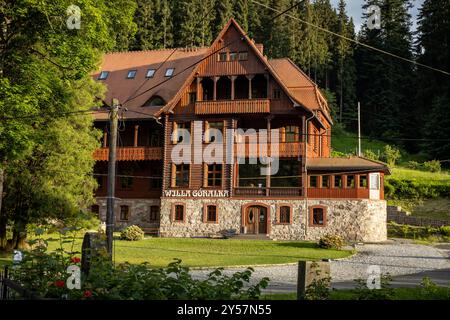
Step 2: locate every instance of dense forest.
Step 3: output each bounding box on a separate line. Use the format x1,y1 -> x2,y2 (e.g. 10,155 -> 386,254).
115,0 -> 450,161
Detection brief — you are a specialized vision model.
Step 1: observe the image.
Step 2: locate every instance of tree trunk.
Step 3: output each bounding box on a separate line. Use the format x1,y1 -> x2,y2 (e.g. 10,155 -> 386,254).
0,167 -> 6,250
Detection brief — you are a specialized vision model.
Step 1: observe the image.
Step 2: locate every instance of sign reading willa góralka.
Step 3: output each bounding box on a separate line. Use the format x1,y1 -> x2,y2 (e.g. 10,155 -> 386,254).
163,189 -> 229,198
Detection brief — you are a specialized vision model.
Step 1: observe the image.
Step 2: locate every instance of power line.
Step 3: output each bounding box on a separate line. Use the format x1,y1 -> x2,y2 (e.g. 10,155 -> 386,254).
0,109 -> 108,121
250,0 -> 450,76
122,5 -> 218,106
124,1 -> 305,104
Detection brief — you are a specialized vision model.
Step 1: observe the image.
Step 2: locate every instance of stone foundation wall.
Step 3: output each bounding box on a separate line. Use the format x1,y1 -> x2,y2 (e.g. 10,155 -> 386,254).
159,198 -> 387,242
95,198 -> 161,230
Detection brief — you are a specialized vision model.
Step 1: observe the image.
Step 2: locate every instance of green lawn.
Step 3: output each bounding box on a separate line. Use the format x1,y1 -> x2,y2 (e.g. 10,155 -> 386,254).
264,286 -> 450,300
8,234 -> 353,268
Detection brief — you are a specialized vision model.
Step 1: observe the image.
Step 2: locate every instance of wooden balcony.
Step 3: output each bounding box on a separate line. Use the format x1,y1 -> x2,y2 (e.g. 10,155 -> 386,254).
233,188 -> 302,197
234,142 -> 304,158
307,188 -> 370,199
195,99 -> 270,115
94,147 -> 163,161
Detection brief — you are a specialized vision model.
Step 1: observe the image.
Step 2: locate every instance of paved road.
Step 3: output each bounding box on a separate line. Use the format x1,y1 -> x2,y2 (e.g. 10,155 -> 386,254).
191,239 -> 450,294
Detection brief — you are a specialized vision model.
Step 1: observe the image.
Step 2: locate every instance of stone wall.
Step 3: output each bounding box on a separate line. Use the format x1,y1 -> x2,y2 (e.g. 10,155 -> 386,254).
95,198 -> 161,230
159,198 -> 387,242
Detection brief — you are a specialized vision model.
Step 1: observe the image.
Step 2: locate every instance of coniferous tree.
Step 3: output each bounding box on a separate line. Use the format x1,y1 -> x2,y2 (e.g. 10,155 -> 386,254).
356,0 -> 414,141
416,0 -> 450,158
234,0 -> 249,32
214,0 -> 233,36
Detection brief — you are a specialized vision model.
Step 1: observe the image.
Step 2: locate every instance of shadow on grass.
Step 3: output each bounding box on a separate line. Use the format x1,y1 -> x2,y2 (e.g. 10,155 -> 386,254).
273,242 -> 319,249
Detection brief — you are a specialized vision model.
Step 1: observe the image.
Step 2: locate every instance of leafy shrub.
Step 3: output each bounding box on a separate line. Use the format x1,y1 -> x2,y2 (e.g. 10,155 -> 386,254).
406,161 -> 422,170
381,145 -> 401,167
120,225 -> 144,241
364,149 -> 379,161
423,160 -> 441,173
353,274 -> 394,300
439,226 -> 450,237
331,150 -> 347,158
11,233 -> 269,300
318,234 -> 345,250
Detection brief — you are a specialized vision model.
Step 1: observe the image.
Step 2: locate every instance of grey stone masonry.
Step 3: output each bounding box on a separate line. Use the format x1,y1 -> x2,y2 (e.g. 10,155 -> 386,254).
158,198 -> 387,242
95,198 -> 161,230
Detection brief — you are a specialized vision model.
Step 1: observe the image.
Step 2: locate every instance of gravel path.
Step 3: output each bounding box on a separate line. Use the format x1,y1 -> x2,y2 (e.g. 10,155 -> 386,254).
191,239 -> 450,293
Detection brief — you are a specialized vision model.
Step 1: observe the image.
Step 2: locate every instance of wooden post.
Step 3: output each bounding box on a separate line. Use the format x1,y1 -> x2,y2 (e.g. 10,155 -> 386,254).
230,76 -> 237,100
297,260 -> 331,300
134,124 -> 139,147
196,77 -> 202,101
264,74 -> 270,98
106,99 -> 119,258
213,77 -> 219,101
103,129 -> 108,148
247,75 -> 254,99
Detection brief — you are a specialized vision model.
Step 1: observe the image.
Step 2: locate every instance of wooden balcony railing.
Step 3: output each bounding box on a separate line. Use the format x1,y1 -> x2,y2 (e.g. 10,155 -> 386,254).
307,188 -> 370,199
233,187 -> 302,197
94,147 -> 163,161
234,142 -> 304,158
195,99 -> 270,115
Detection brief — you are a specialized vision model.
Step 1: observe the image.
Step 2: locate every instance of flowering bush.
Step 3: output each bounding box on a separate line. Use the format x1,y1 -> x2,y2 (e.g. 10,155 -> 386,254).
10,231 -> 269,300
318,234 -> 345,250
120,225 -> 144,241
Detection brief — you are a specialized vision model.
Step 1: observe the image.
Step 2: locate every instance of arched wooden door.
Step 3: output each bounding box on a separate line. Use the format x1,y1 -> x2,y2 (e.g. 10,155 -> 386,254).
245,206 -> 267,234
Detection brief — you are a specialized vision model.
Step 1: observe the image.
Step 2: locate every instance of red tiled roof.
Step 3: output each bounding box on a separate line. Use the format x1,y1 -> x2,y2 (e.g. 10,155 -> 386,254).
269,58 -> 329,114
92,19 -> 330,121
92,48 -> 208,120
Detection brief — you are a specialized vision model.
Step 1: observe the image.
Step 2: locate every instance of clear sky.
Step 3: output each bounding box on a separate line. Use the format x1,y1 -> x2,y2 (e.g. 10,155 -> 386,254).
330,0 -> 425,32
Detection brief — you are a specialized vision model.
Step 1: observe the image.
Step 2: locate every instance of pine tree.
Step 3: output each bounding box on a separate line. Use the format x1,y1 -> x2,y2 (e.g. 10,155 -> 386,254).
234,0 -> 249,32
214,0 -> 233,36
356,0 -> 414,140
333,0 -> 357,127
416,0 -> 450,158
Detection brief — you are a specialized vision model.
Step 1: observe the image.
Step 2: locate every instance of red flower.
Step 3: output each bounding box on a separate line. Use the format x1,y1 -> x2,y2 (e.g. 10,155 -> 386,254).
54,280 -> 65,288
83,290 -> 92,298
71,257 -> 81,264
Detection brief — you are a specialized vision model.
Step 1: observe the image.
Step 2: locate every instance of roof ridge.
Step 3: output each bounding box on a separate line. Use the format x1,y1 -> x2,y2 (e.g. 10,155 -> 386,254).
104,47 -> 208,55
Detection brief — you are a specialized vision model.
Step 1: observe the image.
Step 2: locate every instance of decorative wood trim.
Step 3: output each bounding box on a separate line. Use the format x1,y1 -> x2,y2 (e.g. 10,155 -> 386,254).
275,203 -> 293,225
203,203 -> 219,224
309,205 -> 327,227
171,202 -> 186,223
241,202 -> 271,234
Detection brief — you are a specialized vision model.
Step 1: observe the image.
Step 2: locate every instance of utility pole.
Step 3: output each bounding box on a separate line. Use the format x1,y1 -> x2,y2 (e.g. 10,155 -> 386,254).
106,99 -> 119,258
358,101 -> 362,157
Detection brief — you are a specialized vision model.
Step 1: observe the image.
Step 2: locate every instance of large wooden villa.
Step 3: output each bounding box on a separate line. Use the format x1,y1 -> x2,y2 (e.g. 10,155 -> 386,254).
91,19 -> 389,242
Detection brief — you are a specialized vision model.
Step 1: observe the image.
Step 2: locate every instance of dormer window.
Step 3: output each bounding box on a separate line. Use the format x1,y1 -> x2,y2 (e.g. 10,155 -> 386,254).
145,96 -> 166,107
146,69 -> 156,78
238,51 -> 248,61
127,70 -> 137,79
218,52 -> 227,62
98,71 -> 109,80
165,68 -> 174,77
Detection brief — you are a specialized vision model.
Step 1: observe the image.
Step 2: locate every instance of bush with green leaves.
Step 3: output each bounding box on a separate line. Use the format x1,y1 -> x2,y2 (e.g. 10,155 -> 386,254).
439,226 -> 450,237
363,149 -> 380,161
406,161 -> 422,170
318,234 -> 345,250
353,274 -> 394,300
10,232 -> 269,300
120,225 -> 144,241
381,145 -> 401,167
423,160 -> 441,173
